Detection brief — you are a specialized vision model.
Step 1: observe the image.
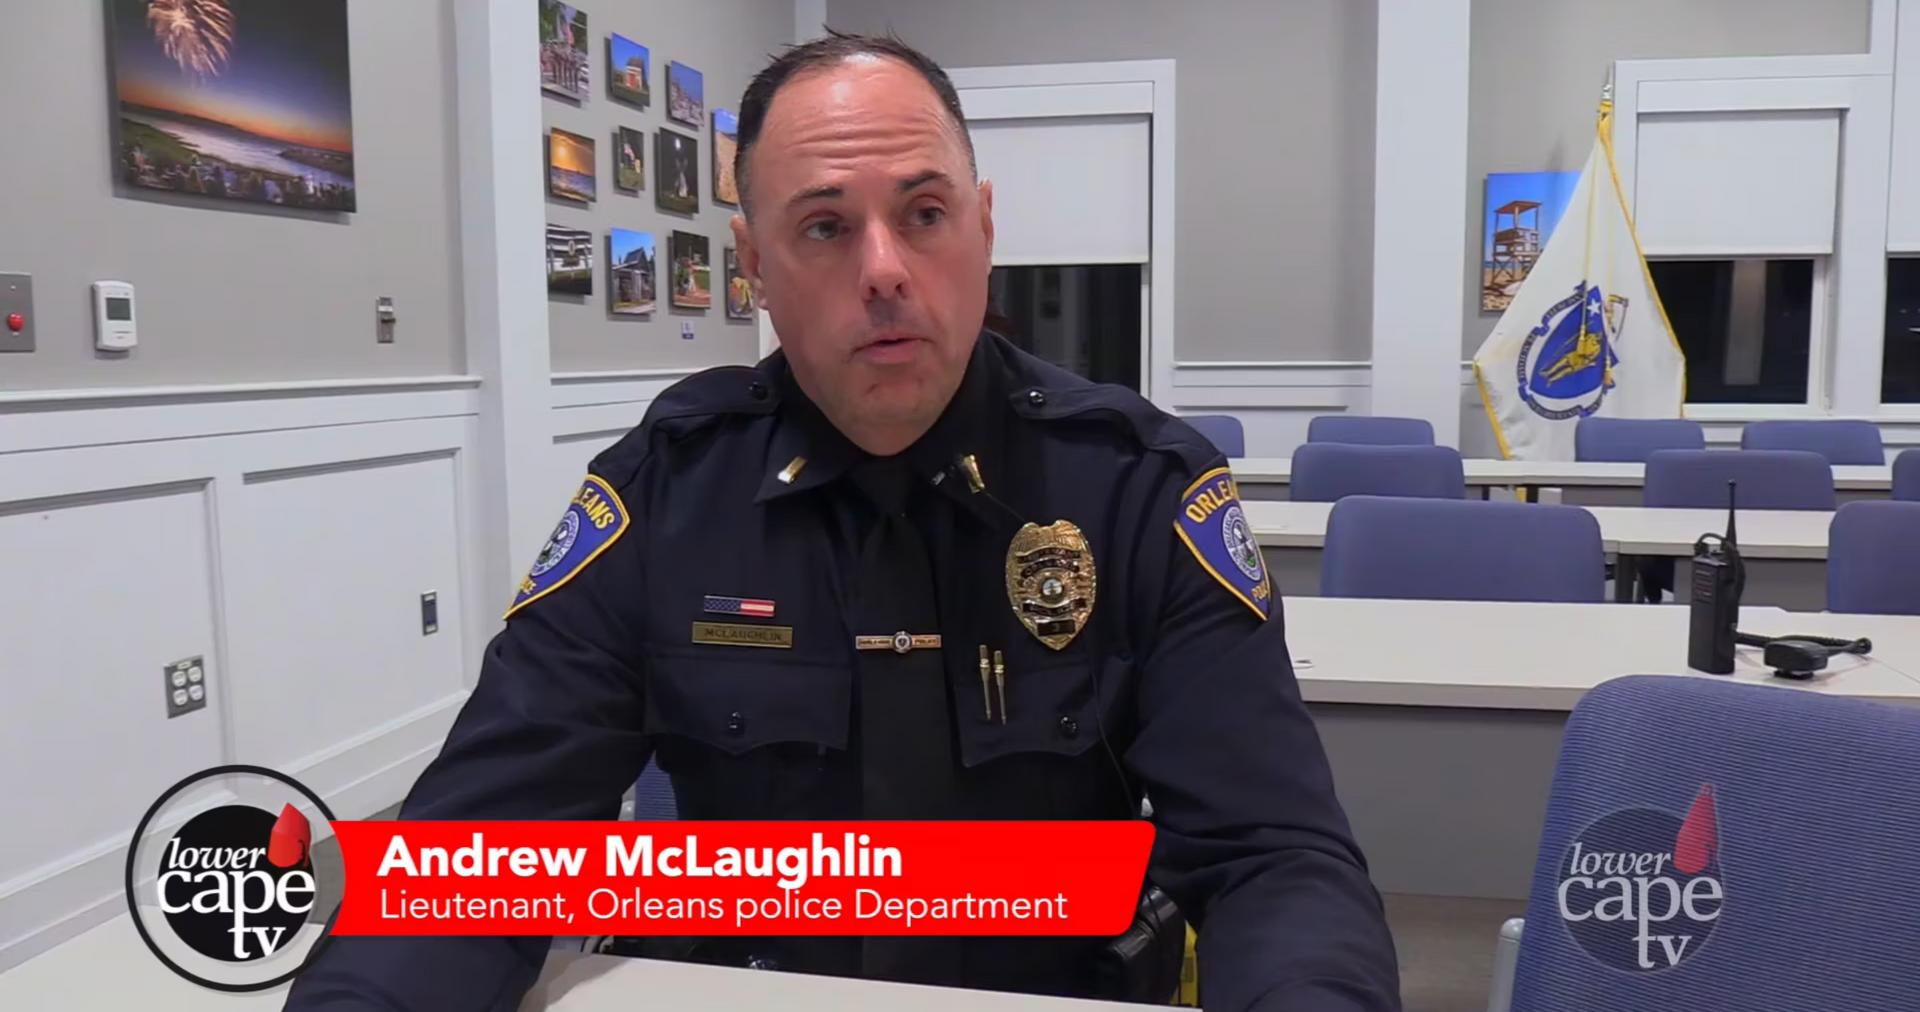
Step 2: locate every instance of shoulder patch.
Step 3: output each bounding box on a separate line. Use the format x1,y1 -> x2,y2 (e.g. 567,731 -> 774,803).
1173,467 -> 1270,620
505,474 -> 631,619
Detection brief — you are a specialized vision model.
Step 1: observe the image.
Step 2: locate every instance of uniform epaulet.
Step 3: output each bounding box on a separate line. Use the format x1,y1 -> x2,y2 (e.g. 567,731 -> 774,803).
1007,366 -> 1220,475
587,365 -> 778,489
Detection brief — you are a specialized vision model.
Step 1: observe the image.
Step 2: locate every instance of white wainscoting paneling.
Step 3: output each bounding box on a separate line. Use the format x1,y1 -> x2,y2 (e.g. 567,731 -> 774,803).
1171,361 -> 1490,458
0,381 -> 482,972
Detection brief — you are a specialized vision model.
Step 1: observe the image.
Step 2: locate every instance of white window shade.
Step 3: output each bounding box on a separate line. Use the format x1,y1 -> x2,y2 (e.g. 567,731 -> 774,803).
1632,110 -> 1840,257
967,115 -> 1151,266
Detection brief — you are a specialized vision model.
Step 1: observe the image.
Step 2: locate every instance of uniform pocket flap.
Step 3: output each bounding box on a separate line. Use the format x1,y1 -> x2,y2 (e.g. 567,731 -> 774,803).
958,656 -> 1122,768
644,648 -> 851,756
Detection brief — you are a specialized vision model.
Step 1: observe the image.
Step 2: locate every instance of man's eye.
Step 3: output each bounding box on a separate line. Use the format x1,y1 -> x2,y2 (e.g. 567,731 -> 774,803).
803,220 -> 843,240
910,206 -> 946,227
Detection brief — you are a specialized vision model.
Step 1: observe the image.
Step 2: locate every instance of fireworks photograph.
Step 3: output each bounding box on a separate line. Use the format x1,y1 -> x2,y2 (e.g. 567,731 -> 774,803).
539,1 -> 589,100
547,128 -> 597,203
108,0 -> 357,212
671,231 -> 711,310
668,61 -> 704,127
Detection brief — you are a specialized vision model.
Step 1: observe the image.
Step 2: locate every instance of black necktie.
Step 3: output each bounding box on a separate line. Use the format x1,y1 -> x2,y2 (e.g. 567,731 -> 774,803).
845,459 -> 961,985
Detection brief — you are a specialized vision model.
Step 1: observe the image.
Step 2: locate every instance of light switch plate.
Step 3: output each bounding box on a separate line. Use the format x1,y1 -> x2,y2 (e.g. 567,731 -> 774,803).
164,657 -> 207,718
0,273 -> 34,352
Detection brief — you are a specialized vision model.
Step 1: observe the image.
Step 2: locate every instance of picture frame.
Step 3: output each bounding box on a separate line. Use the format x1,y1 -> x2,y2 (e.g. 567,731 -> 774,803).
670,231 -> 711,310
608,228 -> 657,315
546,224 -> 594,295
655,128 -> 699,214
724,247 -> 755,320
539,2 -> 590,101
614,126 -> 645,193
607,33 -> 649,107
547,128 -> 597,203
712,109 -> 740,207
667,61 -> 704,127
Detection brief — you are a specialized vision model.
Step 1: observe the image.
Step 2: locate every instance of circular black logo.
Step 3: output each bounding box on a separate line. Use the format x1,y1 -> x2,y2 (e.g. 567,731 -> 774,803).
1556,787 -> 1724,972
126,765 -> 338,992
159,804 -> 315,961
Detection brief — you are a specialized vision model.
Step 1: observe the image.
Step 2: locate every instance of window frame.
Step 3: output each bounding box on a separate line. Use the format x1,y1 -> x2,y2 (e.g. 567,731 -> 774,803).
1643,253 -> 1833,416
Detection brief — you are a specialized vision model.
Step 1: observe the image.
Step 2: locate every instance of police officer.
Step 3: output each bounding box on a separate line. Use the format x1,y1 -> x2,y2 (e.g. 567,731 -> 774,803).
284,30 -> 1400,1012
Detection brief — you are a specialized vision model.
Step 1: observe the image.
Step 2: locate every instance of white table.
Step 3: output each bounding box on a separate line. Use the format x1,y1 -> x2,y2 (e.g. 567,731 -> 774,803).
1232,457 -> 1894,502
0,912 -> 1141,1011
1242,499 -> 1836,608
1281,595 -> 1920,900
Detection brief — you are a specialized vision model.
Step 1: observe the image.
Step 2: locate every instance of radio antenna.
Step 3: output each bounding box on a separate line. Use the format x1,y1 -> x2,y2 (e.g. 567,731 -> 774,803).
1724,479 -> 1739,550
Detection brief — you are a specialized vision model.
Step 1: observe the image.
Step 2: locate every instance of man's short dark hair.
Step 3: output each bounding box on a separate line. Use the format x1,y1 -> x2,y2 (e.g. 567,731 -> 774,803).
734,28 -> 975,219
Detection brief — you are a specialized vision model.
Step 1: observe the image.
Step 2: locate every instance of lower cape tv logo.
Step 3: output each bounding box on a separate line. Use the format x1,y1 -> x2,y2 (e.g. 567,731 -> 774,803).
126,765 -> 339,992
1557,785 -> 1724,971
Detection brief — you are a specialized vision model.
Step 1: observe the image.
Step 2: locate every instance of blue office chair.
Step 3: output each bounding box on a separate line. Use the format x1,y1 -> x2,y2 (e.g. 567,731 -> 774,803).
1492,675 -> 1920,1012
1643,449 -> 1835,511
1181,414 -> 1245,457
1827,500 -> 1920,615
1307,414 -> 1436,446
1289,443 -> 1466,502
1574,416 -> 1706,462
1739,419 -> 1885,465
1894,447 -> 1920,501
1321,496 -> 1604,602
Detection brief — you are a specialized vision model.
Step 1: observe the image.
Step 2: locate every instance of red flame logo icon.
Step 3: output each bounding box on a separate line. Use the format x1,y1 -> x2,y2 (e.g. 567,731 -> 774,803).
1672,784 -> 1719,875
267,803 -> 311,869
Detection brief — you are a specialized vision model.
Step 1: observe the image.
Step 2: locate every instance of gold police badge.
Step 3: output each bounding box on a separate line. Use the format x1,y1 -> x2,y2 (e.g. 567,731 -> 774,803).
1005,521 -> 1096,650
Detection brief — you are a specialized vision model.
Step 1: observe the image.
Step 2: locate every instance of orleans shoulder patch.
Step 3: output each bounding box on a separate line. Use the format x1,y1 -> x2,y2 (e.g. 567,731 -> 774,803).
505,474 -> 631,619
1173,467 -> 1271,620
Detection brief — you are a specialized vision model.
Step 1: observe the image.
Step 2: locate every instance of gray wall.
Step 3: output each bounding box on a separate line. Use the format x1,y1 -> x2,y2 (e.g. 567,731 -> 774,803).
0,0 -> 464,390
826,0 -> 1378,363
1462,0 -> 1873,357
545,0 -> 793,373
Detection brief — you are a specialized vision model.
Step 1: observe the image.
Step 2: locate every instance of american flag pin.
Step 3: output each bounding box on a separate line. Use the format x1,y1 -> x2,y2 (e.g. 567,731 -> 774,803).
704,595 -> 775,619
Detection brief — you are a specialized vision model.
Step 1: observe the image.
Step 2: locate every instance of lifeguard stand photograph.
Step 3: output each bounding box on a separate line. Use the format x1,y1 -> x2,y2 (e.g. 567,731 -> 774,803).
1481,170 -> 1577,312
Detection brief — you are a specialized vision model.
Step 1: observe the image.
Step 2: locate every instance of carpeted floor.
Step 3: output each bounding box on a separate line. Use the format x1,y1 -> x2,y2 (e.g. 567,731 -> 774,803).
308,819 -> 1520,1010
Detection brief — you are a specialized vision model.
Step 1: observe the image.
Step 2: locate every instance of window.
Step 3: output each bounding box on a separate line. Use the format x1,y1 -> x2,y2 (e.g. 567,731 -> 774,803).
1647,258 -> 1817,404
987,265 -> 1142,391
1885,258 -> 1920,404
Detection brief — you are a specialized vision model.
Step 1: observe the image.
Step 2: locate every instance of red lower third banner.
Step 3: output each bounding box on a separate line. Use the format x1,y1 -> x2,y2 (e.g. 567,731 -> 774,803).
330,822 -> 1154,938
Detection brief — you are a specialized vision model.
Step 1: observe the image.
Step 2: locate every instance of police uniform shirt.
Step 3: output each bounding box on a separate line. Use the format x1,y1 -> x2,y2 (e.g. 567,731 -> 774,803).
282,333 -> 1401,1012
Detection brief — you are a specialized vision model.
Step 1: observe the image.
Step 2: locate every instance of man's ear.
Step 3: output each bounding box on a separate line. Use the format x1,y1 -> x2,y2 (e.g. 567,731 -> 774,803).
978,178 -> 995,269
729,215 -> 767,309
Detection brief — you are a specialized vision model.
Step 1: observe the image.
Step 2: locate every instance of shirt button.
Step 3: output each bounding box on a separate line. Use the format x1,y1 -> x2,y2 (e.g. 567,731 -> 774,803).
1058,715 -> 1079,737
1027,389 -> 1047,407
727,711 -> 745,736
748,380 -> 769,400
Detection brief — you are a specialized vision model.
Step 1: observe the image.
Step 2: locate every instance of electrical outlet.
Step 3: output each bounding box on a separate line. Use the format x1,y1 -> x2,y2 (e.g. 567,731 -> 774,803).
165,657 -> 207,718
421,591 -> 439,635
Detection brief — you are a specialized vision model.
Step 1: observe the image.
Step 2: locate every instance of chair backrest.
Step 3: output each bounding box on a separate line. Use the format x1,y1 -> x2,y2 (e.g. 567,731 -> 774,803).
1574,417 -> 1706,462
633,759 -> 678,820
1182,414 -> 1245,457
1739,419 -> 1885,465
1894,447 -> 1920,501
1307,414 -> 1436,446
1643,449 -> 1835,511
1289,443 -> 1466,503
1320,496 -> 1604,602
1827,500 -> 1920,615
1510,675 -> 1920,1012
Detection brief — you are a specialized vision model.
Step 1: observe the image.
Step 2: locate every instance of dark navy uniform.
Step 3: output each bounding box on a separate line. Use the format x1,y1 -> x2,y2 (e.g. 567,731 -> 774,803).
283,333 -> 1400,1011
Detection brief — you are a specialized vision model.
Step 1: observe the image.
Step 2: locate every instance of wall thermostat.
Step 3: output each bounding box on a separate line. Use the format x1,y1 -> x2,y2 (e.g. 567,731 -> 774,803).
92,281 -> 136,350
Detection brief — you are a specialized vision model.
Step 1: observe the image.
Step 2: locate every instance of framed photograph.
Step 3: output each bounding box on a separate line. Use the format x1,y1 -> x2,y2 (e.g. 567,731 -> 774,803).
1481,171 -> 1580,313
655,129 -> 699,214
667,61 -> 704,127
547,128 -> 597,203
538,2 -> 589,100
608,229 -> 656,315
670,231 -> 711,309
547,224 -> 593,296
712,109 -> 740,207
607,33 -> 649,107
614,127 -> 644,193
107,0 -> 357,212
724,248 -> 755,320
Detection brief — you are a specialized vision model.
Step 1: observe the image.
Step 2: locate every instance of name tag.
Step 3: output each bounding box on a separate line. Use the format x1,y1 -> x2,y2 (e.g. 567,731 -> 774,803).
691,622 -> 794,649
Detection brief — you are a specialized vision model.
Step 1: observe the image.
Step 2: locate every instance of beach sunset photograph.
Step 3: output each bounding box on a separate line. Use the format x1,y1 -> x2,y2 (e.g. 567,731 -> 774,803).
108,0 -> 357,212
547,128 -> 597,203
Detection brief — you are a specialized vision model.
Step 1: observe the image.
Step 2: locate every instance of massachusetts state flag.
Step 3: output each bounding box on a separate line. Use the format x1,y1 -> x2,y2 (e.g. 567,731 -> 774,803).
1472,81 -> 1687,461
704,595 -> 775,618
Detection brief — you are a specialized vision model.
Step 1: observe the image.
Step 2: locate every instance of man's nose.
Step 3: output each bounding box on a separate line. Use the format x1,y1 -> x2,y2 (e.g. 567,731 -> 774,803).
858,221 -> 910,300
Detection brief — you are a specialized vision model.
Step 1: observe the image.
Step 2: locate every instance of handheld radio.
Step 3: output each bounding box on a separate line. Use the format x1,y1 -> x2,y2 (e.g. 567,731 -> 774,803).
1687,479 -> 1745,674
